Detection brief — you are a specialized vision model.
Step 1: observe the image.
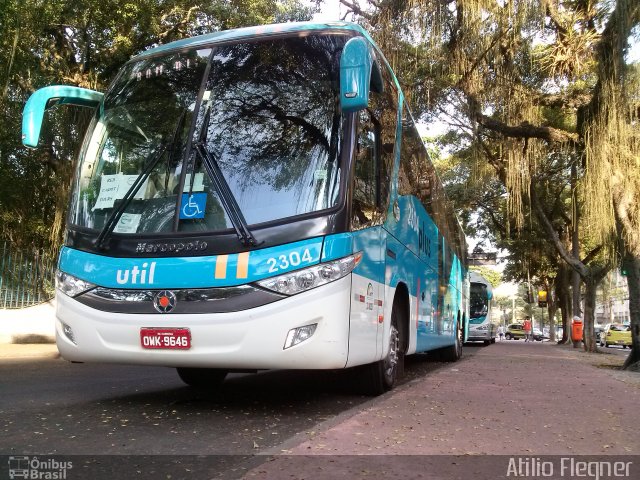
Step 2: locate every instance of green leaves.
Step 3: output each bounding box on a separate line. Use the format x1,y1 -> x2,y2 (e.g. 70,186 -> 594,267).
0,0 -> 313,253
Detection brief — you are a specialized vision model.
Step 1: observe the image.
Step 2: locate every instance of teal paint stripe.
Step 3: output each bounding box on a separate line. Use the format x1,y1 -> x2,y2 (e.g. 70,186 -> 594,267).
321,233 -> 352,261
59,237 -> 325,289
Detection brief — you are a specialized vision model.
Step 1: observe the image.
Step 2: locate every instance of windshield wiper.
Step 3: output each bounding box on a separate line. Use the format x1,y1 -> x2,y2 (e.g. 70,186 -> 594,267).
94,142 -> 168,250
94,111 -> 188,250
193,106 -> 258,247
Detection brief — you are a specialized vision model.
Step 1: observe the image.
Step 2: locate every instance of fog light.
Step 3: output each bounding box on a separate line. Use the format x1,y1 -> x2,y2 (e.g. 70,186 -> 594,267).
61,322 -> 76,344
284,324 -> 317,349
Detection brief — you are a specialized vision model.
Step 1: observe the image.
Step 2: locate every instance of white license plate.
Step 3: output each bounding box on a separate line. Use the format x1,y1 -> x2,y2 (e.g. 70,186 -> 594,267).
140,328 -> 191,350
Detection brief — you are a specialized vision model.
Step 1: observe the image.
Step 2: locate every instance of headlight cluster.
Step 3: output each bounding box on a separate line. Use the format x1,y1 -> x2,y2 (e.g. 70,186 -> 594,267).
257,252 -> 362,295
56,270 -> 96,297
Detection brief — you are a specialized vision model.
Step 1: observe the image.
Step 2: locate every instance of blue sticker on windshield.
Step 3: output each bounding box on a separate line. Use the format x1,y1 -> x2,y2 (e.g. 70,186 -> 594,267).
180,193 -> 206,219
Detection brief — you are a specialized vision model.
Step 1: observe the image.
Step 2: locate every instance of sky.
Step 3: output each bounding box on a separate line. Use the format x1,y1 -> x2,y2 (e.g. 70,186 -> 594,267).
311,0 -> 346,21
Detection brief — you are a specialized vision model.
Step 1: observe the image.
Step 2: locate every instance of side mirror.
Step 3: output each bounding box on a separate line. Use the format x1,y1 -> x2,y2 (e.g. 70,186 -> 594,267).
340,37 -> 382,113
22,85 -> 103,148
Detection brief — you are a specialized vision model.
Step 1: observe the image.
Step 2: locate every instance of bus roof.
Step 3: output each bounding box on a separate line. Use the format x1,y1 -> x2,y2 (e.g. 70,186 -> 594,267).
470,271 -> 492,290
134,22 -> 369,60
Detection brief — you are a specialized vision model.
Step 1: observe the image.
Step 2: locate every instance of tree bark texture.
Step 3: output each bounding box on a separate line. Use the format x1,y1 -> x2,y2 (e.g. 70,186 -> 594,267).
582,279 -> 599,352
622,252 -> 640,370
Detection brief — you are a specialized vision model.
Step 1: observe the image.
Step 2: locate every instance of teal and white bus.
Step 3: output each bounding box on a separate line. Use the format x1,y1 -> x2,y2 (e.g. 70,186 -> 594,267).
22,22 -> 468,394
467,271 -> 496,344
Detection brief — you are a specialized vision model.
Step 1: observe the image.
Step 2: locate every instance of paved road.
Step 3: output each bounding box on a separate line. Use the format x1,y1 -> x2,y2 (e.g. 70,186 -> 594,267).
0,345 -> 478,459
2,342 -> 636,479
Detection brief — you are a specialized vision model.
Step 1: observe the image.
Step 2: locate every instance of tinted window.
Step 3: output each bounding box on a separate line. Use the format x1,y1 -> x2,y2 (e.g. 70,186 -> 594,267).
70,35 -> 347,235
193,35 -> 345,230
352,109 -> 380,228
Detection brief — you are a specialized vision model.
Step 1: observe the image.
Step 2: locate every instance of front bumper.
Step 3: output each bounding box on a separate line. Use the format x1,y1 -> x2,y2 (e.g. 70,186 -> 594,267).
55,276 -> 352,370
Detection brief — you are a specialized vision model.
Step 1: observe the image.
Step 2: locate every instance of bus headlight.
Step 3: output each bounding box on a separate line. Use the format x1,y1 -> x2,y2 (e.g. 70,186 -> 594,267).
56,270 -> 96,297
257,252 -> 362,295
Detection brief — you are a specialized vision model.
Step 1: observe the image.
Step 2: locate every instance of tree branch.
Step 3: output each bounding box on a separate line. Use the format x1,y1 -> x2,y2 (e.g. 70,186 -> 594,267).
582,0 -> 640,126
581,245 -> 603,266
476,113 -> 579,146
542,0 -> 568,36
530,186 -> 588,278
338,0 -> 373,20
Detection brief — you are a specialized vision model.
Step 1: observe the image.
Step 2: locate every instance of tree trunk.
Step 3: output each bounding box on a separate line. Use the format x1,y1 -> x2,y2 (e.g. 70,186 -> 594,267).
556,263 -> 572,344
582,279 -> 598,352
622,251 -> 640,370
547,301 -> 558,342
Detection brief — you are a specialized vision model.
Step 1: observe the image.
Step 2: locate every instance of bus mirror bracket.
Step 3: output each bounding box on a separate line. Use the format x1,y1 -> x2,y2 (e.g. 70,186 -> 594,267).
22,85 -> 103,148
340,37 -> 375,113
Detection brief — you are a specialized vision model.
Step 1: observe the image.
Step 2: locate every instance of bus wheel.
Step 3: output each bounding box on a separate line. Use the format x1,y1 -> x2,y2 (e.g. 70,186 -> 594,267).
176,367 -> 228,389
360,307 -> 403,396
441,320 -> 463,362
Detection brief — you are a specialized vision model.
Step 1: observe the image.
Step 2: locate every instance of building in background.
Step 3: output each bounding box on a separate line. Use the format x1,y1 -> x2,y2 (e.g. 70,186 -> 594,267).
595,270 -> 630,325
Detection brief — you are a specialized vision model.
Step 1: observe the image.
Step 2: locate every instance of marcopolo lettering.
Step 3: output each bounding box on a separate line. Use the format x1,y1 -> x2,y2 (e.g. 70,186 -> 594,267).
135,241 -> 208,254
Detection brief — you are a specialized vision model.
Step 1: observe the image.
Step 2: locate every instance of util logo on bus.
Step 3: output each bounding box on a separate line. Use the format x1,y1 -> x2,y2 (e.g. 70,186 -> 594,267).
116,262 -> 156,285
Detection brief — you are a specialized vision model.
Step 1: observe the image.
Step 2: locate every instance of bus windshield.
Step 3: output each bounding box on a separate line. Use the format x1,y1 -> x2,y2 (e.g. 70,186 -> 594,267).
70,35 -> 345,236
469,283 -> 489,321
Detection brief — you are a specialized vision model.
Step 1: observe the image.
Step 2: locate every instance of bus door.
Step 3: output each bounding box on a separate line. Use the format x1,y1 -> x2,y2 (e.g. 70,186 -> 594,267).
348,109 -> 386,366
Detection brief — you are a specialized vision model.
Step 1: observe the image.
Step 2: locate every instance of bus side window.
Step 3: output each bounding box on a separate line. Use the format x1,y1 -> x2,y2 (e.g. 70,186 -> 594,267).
352,109 -> 381,229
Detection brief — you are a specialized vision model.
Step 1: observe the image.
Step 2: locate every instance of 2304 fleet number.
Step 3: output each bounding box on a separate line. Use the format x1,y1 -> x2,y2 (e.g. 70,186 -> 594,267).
266,249 -> 314,273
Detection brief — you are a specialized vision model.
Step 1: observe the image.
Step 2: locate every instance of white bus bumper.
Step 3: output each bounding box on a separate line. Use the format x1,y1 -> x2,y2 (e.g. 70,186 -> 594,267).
55,276 -> 352,370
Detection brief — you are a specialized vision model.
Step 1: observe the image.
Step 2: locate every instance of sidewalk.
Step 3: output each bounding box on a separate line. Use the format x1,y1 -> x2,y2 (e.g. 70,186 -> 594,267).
243,341 -> 640,479
0,342 -> 59,359
0,299 -> 56,344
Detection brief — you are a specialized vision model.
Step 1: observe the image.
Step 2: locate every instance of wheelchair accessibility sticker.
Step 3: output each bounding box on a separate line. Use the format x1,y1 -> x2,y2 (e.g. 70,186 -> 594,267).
180,193 -> 206,219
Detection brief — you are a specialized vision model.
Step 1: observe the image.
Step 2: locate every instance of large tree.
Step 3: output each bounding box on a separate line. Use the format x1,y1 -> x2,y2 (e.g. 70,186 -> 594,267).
338,0 -> 639,365
0,0 -> 314,256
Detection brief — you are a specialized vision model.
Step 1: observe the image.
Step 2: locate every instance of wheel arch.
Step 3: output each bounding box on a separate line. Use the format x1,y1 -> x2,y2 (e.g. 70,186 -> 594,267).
392,281 -> 410,354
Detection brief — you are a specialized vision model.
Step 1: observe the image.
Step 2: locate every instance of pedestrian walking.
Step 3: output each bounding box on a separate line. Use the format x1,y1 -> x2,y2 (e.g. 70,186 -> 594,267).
523,316 -> 532,342
498,325 -> 504,341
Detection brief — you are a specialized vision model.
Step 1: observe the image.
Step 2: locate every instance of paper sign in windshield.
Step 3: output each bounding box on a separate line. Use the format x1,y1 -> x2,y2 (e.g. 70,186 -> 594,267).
184,173 -> 205,192
113,213 -> 142,234
93,174 -> 149,210
180,193 -> 206,219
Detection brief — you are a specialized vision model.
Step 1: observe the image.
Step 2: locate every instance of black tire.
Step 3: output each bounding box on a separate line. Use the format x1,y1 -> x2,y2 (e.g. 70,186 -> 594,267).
441,318 -> 463,362
605,343 -> 609,348
484,340 -> 491,346
505,333 -> 512,340
491,338 -> 496,344
359,305 -> 404,396
177,367 -> 227,389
